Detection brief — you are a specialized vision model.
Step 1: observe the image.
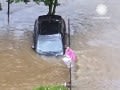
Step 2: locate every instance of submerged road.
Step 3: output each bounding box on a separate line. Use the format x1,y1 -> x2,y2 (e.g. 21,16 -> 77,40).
0,0 -> 120,90
71,0 -> 120,90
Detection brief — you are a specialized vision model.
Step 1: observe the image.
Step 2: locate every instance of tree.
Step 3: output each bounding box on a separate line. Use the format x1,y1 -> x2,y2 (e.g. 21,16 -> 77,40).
9,0 -> 59,15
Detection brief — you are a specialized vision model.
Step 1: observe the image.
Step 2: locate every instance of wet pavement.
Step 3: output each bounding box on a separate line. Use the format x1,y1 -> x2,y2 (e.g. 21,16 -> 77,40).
0,0 -> 120,90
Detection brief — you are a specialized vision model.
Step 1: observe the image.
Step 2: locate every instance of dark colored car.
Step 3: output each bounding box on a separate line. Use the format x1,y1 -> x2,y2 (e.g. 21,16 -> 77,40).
33,15 -> 67,56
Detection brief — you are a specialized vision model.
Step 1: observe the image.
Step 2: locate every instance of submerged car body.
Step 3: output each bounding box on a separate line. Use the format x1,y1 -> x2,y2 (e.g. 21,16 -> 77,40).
33,15 -> 67,56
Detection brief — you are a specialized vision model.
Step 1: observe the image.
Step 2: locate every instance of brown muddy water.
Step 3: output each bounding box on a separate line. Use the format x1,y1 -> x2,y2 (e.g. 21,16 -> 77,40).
0,0 -> 120,90
0,27 -> 69,89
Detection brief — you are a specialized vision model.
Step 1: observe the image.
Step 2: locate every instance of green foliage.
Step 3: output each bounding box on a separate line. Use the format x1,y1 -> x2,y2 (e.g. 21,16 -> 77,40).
33,85 -> 68,90
7,0 -> 21,3
8,0 -> 58,6
8,0 -> 59,15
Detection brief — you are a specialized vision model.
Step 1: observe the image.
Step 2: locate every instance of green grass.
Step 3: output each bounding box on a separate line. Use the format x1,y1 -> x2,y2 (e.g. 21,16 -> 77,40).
33,85 -> 68,90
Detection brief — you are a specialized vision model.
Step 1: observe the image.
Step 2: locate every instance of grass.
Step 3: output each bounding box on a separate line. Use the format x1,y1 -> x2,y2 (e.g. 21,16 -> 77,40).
33,85 -> 68,90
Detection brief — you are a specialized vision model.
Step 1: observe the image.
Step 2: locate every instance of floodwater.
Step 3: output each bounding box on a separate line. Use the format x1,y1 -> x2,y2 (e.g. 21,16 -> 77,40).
0,27 -> 69,89
0,0 -> 120,90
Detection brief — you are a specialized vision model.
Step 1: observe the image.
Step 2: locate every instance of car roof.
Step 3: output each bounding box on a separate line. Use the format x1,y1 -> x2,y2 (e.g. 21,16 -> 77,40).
38,15 -> 63,22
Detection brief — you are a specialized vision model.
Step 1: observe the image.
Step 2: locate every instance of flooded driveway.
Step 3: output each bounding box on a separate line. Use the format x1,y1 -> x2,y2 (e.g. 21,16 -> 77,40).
0,0 -> 120,90
0,27 -> 69,90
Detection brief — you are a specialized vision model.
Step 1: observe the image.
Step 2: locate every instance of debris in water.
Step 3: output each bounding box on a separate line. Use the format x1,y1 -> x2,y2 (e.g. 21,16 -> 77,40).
62,47 -> 77,68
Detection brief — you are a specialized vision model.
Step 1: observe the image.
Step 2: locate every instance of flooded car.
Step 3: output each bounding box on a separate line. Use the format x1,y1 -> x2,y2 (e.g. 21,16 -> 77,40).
33,15 -> 67,56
